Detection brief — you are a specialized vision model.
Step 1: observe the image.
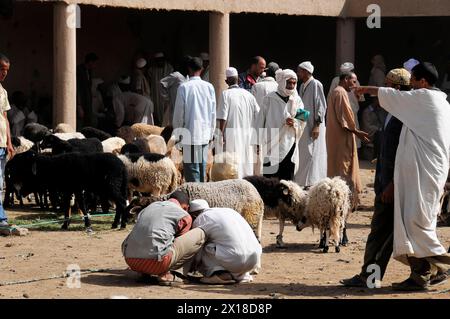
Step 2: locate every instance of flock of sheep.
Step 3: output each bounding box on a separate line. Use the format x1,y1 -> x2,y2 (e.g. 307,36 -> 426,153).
5,122 -> 352,253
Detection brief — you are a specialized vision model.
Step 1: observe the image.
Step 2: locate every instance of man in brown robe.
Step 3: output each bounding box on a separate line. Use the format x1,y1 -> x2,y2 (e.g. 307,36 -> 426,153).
326,72 -> 369,208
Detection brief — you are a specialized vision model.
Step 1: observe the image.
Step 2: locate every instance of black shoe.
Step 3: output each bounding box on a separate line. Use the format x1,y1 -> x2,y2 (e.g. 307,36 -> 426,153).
392,278 -> 429,291
340,274 -> 367,287
430,272 -> 449,286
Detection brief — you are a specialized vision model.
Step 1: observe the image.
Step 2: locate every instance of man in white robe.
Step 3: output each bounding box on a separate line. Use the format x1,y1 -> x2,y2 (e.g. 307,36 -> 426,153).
295,61 -> 327,187
216,67 -> 260,178
148,52 -> 174,126
255,69 -> 305,180
251,62 -> 279,107
357,62 -> 450,291
189,200 -> 262,284
328,62 -> 365,148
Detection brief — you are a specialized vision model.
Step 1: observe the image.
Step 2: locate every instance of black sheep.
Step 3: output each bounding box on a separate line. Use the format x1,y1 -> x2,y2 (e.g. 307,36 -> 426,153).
23,123 -> 51,152
80,127 -> 112,141
41,135 -> 103,155
120,138 -> 150,155
7,151 -> 129,229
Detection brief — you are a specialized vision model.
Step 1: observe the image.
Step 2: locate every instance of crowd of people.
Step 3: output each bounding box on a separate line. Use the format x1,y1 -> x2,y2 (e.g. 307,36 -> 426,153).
0,49 -> 449,290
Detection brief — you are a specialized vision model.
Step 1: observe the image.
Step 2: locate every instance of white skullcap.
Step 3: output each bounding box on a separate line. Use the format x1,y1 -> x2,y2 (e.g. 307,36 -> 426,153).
225,67 -> 238,78
340,62 -> 354,73
119,76 -> 130,85
298,61 -> 314,74
200,52 -> 209,61
189,199 -> 210,213
403,58 -> 420,72
136,58 -> 147,68
154,52 -> 164,58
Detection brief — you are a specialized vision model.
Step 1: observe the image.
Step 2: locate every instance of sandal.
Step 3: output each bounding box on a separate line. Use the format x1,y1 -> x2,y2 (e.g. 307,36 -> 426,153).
200,273 -> 236,285
157,272 -> 185,286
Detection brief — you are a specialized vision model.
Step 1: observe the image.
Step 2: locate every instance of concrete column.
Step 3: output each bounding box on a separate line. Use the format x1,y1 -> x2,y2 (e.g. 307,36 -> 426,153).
209,12 -> 229,103
336,18 -> 355,73
53,2 -> 77,129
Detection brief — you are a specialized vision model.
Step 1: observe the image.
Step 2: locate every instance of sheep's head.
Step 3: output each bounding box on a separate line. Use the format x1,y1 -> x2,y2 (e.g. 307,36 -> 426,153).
278,180 -> 308,225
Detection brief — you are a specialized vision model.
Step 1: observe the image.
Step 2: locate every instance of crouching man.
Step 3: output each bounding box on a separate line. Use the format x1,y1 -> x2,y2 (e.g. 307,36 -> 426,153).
189,199 -> 262,284
121,190 -> 205,286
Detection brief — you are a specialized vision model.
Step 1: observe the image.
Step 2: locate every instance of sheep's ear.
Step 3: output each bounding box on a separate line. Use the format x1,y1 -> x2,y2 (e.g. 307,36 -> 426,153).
31,162 -> 37,176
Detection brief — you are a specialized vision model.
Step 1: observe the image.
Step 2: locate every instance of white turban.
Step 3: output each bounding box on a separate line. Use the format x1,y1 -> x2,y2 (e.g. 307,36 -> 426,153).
225,67 -> 238,78
298,61 -> 314,74
403,58 -> 420,72
189,199 -> 210,213
136,58 -> 147,69
340,62 -> 354,73
276,69 -> 297,97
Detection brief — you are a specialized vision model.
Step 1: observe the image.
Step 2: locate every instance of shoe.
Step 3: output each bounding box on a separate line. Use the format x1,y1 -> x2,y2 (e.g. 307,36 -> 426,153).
430,272 -> 449,286
392,278 -> 429,291
0,220 -> 9,227
340,274 -> 367,287
200,274 -> 236,285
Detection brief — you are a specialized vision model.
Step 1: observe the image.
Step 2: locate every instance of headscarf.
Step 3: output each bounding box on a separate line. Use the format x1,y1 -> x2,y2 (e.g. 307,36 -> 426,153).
275,69 -> 297,97
340,62 -> 354,73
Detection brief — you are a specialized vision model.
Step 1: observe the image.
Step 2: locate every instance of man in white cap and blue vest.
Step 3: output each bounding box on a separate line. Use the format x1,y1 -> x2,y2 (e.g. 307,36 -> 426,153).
295,61 -> 327,188
216,67 -> 260,178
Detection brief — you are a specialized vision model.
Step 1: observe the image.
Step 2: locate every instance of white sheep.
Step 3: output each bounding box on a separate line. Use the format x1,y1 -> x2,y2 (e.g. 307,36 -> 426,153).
54,123 -> 75,133
118,153 -> 178,197
13,136 -> 34,154
102,137 -> 126,154
54,132 -> 85,141
210,152 -> 239,181
145,134 -> 167,155
297,176 -> 351,253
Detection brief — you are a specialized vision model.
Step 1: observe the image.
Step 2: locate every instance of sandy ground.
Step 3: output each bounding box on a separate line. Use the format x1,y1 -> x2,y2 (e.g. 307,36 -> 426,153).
0,160 -> 449,299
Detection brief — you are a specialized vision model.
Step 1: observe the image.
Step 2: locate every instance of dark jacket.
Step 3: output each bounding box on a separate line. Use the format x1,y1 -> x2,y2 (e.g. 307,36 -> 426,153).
374,114 -> 403,195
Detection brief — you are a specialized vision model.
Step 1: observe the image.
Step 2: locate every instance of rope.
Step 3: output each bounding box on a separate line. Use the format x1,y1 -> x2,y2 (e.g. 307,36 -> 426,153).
0,267 -> 127,287
0,212 -> 115,231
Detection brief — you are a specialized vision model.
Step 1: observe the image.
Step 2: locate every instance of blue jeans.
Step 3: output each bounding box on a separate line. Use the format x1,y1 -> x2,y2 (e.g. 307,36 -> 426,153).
0,148 -> 7,222
183,144 -> 208,182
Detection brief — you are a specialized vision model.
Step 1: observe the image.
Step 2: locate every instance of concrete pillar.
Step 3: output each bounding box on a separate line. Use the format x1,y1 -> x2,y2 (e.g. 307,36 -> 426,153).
336,18 -> 355,73
53,2 -> 77,129
209,12 -> 229,103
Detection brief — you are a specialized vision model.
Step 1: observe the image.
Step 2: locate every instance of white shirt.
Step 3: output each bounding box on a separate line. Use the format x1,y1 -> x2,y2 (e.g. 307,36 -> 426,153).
251,77 -> 278,107
173,76 -> 216,145
193,207 -> 262,279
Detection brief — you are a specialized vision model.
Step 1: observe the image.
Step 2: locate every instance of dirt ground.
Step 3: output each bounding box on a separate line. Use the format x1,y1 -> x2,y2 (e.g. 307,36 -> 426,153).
0,160 -> 449,299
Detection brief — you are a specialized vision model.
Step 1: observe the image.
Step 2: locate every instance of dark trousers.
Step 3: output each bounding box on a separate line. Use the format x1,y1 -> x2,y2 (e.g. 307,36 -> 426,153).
360,195 -> 394,280
263,144 -> 296,181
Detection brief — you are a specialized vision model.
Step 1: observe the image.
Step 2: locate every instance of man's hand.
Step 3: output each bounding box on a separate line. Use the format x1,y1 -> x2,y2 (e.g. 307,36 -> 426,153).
355,130 -> 370,143
381,182 -> 394,204
7,143 -> 15,159
286,118 -> 294,127
311,125 -> 320,140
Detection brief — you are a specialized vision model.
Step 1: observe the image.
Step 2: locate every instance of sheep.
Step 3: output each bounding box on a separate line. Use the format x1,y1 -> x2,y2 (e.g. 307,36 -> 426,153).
244,175 -> 308,248
80,127 -> 112,141
54,123 -> 75,133
120,138 -> 150,154
160,125 -> 174,144
40,135 -> 103,155
23,123 -> 51,151
7,150 -> 129,229
118,153 -> 178,197
127,179 -> 264,241
54,132 -> 85,141
146,135 -> 167,155
297,177 -> 351,253
102,137 -> 126,154
117,126 -> 135,144
11,136 -> 34,155
131,123 -> 164,138
210,152 -> 239,181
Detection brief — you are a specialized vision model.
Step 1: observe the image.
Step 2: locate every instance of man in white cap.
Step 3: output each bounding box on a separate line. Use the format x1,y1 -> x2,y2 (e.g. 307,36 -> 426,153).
216,67 -> 260,178
328,62 -> 365,148
189,199 -> 262,284
173,57 -> 216,183
131,57 -> 151,99
148,52 -> 174,126
295,61 -> 327,188
200,52 -> 210,82
255,69 -> 305,180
